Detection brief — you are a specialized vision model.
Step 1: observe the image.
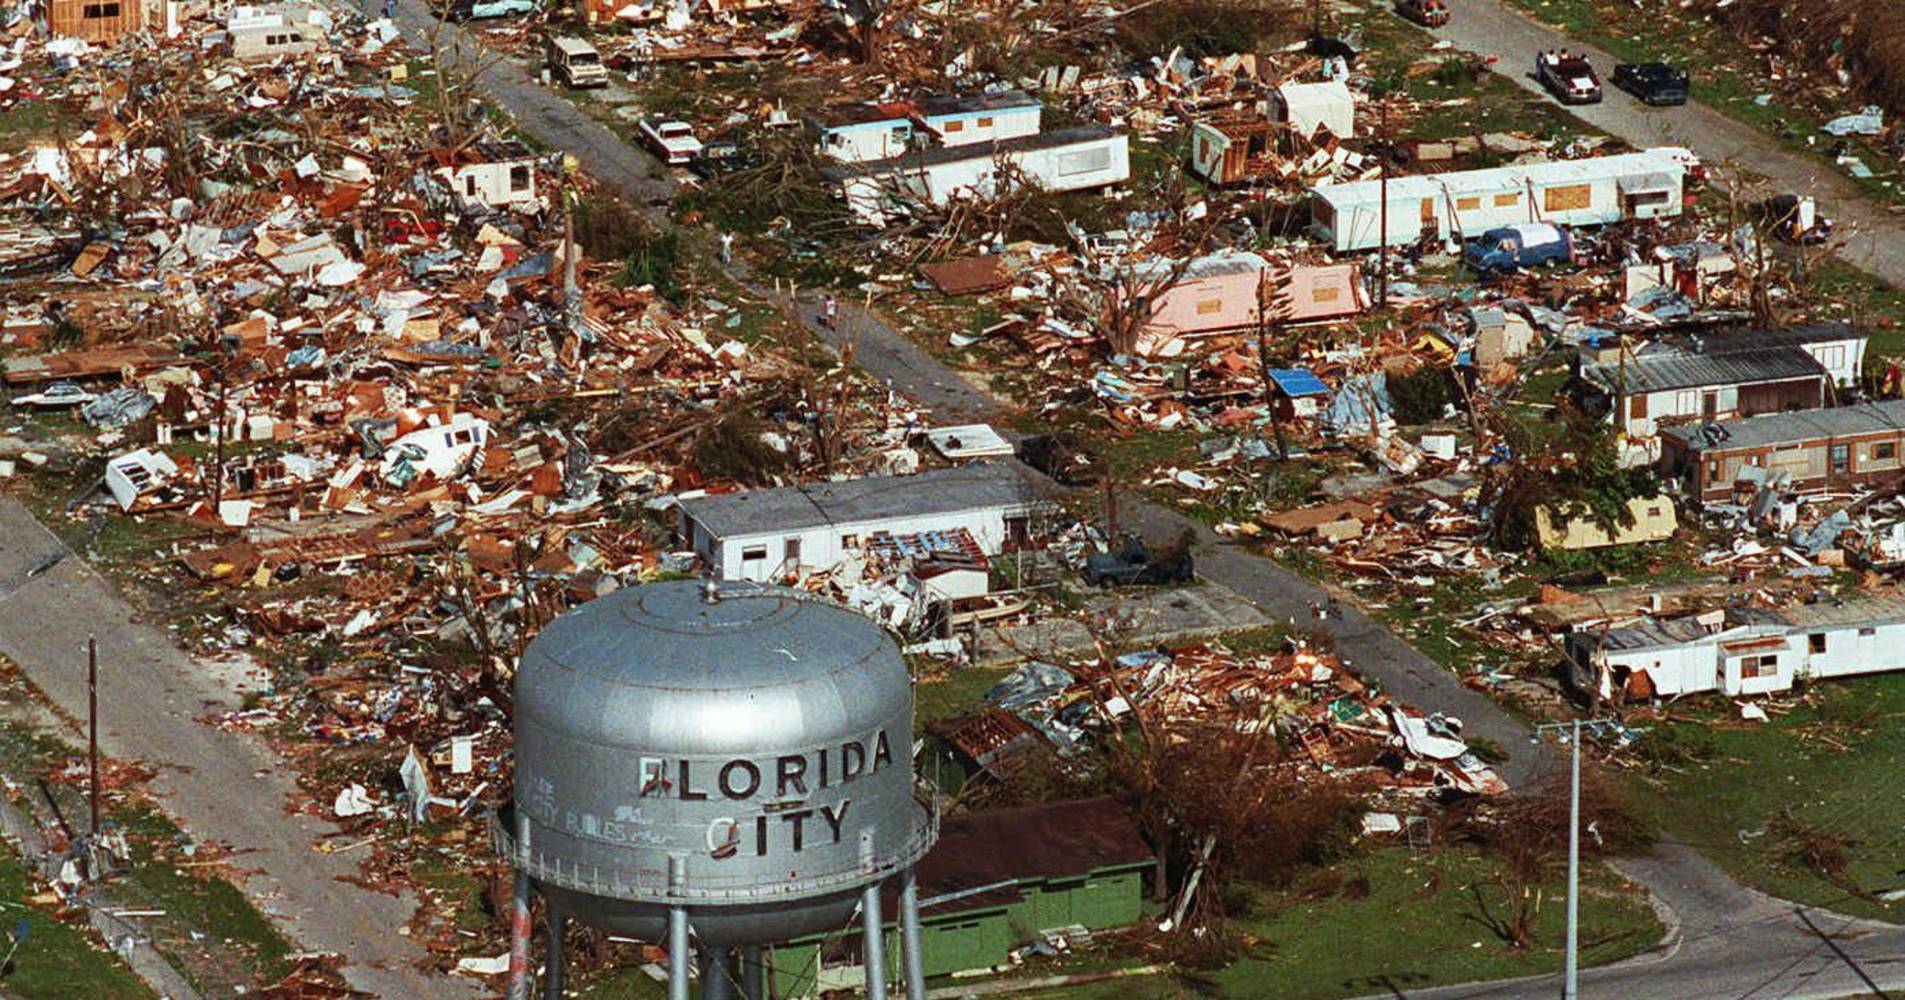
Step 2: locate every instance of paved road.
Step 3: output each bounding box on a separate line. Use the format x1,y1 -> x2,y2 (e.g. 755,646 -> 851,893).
287,3 -> 1905,995
786,293 -> 1548,785
1434,0 -> 1905,288
1362,839 -> 1905,1000
0,501 -> 482,1000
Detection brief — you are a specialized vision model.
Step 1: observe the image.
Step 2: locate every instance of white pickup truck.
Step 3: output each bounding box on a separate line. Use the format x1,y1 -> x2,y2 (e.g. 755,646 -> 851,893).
638,119 -> 704,167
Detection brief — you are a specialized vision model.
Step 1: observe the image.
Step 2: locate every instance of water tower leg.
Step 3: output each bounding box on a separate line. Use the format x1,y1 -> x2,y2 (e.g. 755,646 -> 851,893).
507,870 -> 533,1000
699,947 -> 735,1000
543,907 -> 567,1000
667,905 -> 691,1000
898,867 -> 927,1000
738,945 -> 765,1000
861,882 -> 888,1000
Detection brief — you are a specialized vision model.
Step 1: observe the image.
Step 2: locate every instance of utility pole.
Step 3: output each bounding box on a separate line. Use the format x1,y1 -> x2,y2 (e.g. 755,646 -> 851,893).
1565,717 -> 1579,1000
1377,91 -> 1389,309
87,635 -> 99,836
1532,717 -> 1618,1000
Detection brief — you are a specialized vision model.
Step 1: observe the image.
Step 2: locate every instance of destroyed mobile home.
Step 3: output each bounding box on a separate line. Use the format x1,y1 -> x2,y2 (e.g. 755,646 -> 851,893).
936,641 -> 1508,799
10,0 -> 1905,992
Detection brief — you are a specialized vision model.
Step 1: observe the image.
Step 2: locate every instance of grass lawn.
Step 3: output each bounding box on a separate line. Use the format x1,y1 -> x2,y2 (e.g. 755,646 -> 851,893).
0,662 -> 295,992
0,846 -> 154,1000
572,845 -> 1660,1000
1358,7 -> 1609,147
1634,672 -> 1905,922
0,100 -> 88,155
575,968 -> 666,998
1027,846 -> 1660,1000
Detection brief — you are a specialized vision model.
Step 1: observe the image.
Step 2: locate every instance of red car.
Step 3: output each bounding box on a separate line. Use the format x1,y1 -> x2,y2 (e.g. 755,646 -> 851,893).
1395,0 -> 1450,27
1535,51 -> 1603,105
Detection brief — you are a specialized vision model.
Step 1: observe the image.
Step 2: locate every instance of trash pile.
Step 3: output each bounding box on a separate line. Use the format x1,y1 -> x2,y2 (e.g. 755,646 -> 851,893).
934,639 -> 1507,798
0,3 -> 928,968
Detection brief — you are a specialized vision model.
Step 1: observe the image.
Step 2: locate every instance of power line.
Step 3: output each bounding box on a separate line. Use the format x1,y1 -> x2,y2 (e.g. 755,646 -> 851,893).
1794,906 -> 1893,1000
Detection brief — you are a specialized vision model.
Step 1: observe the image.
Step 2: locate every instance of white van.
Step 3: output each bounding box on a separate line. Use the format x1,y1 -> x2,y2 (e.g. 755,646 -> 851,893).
546,36 -> 607,89
230,22 -> 321,62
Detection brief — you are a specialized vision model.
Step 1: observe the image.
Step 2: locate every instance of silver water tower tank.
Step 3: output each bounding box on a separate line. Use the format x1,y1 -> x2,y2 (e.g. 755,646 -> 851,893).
496,580 -> 938,1000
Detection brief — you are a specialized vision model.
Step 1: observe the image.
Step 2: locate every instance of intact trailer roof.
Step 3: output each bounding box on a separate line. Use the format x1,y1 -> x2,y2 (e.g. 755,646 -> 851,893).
1311,148 -> 1691,207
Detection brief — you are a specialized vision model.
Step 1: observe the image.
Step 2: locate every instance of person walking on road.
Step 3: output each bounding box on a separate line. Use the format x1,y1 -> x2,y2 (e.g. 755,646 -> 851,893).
822,294 -> 837,329
383,0 -> 396,20
719,232 -> 733,265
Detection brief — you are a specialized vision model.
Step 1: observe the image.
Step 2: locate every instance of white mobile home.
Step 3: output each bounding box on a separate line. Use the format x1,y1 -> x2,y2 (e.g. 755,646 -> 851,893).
814,102 -> 917,163
1310,147 -> 1694,252
832,127 -> 1130,223
676,463 -> 1048,582
1569,595 -> 1905,699
914,90 -> 1043,147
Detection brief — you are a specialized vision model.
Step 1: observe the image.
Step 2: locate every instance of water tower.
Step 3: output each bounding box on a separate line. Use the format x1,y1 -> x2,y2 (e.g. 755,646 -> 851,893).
495,580 -> 938,1000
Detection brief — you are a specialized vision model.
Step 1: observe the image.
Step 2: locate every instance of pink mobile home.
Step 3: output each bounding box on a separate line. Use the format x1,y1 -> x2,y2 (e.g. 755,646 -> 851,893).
1135,251 -> 1366,354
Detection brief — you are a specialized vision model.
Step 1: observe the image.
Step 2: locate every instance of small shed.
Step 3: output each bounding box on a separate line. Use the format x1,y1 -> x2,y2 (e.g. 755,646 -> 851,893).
1471,306 -> 1538,366
1188,113 -> 1280,185
1276,80 -> 1355,140
1268,368 -> 1331,420
47,0 -> 140,43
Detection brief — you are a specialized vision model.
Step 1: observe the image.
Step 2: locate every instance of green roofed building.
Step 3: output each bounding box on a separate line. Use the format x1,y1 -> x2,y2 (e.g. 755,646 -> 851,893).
768,796 -> 1153,997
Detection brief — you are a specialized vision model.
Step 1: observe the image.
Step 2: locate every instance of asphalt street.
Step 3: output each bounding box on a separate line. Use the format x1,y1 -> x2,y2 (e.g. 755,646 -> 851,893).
1434,0 -> 1905,289
0,500 -> 483,1000
360,5 -> 1905,997
0,0 -> 1880,996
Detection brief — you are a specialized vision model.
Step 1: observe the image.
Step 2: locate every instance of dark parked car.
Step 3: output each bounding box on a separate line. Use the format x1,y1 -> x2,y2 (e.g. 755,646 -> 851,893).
1611,62 -> 1689,105
1016,433 -> 1100,486
1083,535 -> 1194,587
1755,194 -> 1834,245
1535,51 -> 1602,104
688,140 -> 759,179
1394,0 -> 1450,27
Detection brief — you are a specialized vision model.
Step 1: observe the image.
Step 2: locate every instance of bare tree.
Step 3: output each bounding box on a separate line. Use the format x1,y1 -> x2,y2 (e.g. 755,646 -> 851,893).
424,14 -> 508,150
1454,762 -> 1648,949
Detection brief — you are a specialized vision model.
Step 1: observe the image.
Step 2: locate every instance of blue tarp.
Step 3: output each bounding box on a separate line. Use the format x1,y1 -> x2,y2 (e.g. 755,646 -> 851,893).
1321,371 -> 1394,436
1268,368 -> 1329,397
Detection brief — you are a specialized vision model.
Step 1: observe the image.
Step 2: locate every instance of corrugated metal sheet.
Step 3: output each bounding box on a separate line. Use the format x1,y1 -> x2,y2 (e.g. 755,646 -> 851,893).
1663,399 -> 1905,453
1584,345 -> 1825,394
